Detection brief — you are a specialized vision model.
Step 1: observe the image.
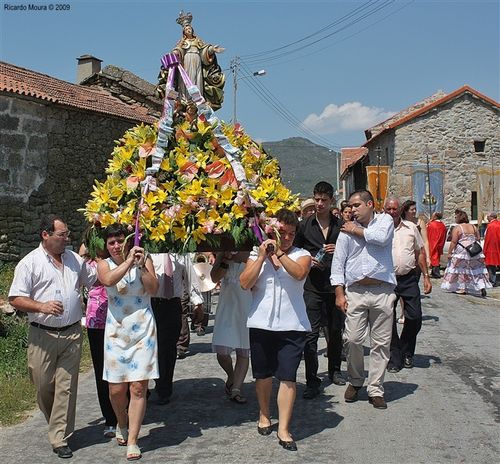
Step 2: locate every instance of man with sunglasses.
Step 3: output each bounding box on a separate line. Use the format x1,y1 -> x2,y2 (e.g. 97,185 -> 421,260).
9,215 -> 96,459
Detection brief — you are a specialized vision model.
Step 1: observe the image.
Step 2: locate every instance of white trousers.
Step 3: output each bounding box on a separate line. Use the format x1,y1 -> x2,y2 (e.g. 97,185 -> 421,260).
344,282 -> 396,396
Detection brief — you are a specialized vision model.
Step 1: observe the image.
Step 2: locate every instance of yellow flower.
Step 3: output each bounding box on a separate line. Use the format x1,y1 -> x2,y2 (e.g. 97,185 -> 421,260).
231,204 -> 247,219
99,212 -> 117,227
160,157 -> 171,171
217,213 -> 232,232
172,226 -> 188,241
219,187 -> 235,206
192,227 -> 207,244
265,198 -> 283,215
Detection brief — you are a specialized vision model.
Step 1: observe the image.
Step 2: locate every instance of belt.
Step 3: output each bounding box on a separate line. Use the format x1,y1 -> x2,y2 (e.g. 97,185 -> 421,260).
30,321 -> 80,332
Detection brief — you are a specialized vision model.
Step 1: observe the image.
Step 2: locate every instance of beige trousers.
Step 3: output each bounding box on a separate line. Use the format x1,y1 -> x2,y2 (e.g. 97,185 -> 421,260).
27,324 -> 82,448
344,282 -> 396,397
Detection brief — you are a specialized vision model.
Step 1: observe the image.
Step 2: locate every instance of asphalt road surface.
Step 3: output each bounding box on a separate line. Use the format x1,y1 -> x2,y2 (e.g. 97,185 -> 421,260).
1,283 -> 498,463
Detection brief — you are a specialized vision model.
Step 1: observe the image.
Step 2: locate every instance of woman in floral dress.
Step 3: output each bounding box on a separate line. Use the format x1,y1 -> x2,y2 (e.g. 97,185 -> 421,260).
97,225 -> 159,461
441,210 -> 491,296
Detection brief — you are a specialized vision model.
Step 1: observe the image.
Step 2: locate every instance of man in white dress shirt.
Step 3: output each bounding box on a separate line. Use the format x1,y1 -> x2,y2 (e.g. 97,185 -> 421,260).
330,190 -> 397,409
9,215 -> 96,458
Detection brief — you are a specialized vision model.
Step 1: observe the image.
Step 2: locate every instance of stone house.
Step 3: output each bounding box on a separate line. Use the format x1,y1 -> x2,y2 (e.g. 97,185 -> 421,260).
0,60 -> 161,262
340,85 -> 499,222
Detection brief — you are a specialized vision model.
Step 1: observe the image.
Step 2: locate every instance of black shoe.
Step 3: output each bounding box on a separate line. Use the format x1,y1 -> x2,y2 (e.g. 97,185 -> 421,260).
257,424 -> 273,436
177,350 -> 187,360
403,356 -> 414,369
387,365 -> 402,373
53,446 -> 73,459
277,434 -> 297,451
302,385 -> 320,399
330,371 -> 346,386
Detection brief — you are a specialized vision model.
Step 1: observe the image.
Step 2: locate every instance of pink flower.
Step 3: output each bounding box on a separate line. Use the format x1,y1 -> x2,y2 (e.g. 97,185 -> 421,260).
126,176 -> 139,190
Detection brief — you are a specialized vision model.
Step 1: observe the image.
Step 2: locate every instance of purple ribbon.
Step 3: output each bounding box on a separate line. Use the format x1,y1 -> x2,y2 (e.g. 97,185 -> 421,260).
251,215 -> 264,244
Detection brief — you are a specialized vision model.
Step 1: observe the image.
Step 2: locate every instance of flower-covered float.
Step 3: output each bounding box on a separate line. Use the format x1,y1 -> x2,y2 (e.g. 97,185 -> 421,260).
81,12 -> 299,255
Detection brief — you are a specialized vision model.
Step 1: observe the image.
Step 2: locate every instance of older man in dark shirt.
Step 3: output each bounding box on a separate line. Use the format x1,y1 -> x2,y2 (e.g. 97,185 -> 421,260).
295,181 -> 344,399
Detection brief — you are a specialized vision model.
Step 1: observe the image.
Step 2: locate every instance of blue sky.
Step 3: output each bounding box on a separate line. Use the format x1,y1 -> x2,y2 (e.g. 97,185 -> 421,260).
1,0 -> 498,149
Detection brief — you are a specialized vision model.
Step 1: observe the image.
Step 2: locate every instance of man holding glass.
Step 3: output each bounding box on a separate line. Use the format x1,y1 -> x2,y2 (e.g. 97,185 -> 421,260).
9,215 -> 95,459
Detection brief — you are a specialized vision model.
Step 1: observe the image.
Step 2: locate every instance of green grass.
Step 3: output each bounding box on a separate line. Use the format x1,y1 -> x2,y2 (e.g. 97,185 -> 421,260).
0,262 -> 15,298
0,264 -> 93,426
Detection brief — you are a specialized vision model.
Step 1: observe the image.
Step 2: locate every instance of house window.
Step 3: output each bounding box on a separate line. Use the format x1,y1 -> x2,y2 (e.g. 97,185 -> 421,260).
471,191 -> 478,220
474,140 -> 485,152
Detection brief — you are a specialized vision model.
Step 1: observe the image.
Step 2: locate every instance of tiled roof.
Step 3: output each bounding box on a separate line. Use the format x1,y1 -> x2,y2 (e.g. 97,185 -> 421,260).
365,91 -> 446,140
340,147 -> 368,179
0,61 -> 157,124
364,85 -> 499,145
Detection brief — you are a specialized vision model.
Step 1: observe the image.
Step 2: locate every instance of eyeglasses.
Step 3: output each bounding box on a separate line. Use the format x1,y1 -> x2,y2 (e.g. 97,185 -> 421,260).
49,231 -> 71,238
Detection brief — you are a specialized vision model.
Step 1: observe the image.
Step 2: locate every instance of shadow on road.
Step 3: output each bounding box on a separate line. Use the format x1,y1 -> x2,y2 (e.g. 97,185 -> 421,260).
131,376 -> 343,452
383,381 -> 418,403
413,353 -> 442,368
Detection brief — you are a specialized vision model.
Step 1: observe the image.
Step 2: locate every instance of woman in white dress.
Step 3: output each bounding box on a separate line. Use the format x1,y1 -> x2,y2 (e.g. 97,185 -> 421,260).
211,251 -> 251,404
97,225 -> 158,461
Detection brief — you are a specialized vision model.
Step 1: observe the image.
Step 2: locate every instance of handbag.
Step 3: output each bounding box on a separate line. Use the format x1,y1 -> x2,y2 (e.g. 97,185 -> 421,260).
458,240 -> 482,257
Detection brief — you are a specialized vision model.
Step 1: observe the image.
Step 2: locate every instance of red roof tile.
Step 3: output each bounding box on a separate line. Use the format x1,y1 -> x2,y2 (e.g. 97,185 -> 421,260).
340,147 -> 368,178
0,61 -> 157,124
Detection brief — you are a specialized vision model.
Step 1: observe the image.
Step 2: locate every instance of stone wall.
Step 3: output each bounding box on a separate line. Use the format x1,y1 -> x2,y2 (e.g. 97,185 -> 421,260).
0,94 -> 141,262
368,94 -> 499,222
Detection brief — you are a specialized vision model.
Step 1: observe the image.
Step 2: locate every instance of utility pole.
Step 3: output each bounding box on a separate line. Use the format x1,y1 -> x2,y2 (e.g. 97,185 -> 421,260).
375,146 -> 382,210
492,154 -> 496,211
425,150 -> 433,219
230,56 -> 239,124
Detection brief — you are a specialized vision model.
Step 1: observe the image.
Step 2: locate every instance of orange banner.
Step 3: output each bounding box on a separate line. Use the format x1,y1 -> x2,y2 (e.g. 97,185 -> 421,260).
366,166 -> 390,212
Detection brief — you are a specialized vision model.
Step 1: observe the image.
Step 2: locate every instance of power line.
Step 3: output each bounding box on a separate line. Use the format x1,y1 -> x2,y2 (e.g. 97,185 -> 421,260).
244,0 -> 414,70
241,0 -> 382,59
243,0 -> 395,65
239,60 -> 342,150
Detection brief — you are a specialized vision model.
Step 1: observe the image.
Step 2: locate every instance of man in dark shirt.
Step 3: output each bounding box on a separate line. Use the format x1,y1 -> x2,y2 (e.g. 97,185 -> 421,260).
294,181 -> 344,399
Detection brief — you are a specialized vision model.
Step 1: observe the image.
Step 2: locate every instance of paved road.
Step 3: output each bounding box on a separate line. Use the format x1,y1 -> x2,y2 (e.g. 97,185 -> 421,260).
1,283 -> 499,464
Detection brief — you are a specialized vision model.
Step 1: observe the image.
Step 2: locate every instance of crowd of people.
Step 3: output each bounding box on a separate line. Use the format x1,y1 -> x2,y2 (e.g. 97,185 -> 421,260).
7,188 -> 499,459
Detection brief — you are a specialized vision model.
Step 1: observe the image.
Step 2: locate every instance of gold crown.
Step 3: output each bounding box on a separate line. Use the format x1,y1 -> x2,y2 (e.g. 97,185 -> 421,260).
176,10 -> 193,27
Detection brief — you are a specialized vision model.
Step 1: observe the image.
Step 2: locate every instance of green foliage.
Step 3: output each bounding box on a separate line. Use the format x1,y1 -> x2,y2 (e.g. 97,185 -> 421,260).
0,313 -> 29,378
0,262 -> 15,298
0,312 -> 92,425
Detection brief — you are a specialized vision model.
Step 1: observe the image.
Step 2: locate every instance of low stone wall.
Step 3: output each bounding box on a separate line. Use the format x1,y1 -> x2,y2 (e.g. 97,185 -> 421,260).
0,94 -> 143,262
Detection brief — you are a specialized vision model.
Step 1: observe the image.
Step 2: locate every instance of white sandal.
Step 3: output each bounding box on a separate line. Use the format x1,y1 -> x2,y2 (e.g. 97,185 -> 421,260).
116,426 -> 128,446
127,444 -> 142,461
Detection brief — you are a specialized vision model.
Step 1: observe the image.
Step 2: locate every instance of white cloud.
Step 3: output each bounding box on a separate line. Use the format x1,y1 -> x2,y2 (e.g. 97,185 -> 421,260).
303,102 -> 395,135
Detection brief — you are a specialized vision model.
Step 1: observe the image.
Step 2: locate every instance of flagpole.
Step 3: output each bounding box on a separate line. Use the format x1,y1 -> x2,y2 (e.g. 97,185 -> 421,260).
426,150 -> 432,219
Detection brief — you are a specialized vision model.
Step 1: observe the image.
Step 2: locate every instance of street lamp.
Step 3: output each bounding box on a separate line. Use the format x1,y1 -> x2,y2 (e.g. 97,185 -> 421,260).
231,57 -> 266,123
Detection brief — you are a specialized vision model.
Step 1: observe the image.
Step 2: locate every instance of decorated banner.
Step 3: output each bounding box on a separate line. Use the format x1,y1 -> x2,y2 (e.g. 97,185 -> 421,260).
477,167 -> 500,225
366,166 -> 390,212
411,164 -> 444,218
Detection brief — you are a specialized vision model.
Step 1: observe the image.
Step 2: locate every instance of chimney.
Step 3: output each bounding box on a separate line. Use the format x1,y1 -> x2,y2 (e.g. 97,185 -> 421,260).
76,54 -> 102,83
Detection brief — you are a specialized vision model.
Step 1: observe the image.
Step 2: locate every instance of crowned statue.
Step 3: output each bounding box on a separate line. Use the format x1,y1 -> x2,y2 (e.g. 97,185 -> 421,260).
157,11 -> 225,110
